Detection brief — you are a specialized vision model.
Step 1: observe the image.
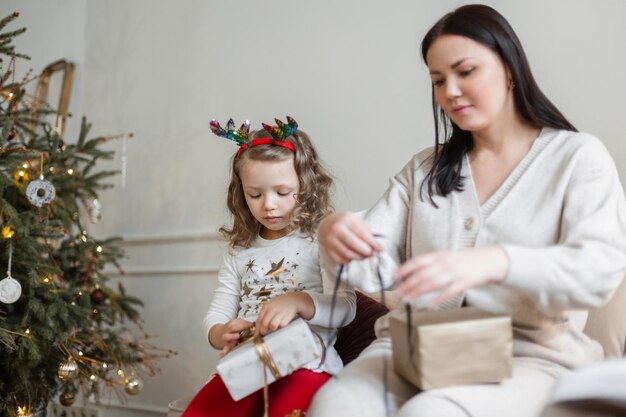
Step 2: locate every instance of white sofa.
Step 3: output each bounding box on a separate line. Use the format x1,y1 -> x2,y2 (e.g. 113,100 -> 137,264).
169,278 -> 626,417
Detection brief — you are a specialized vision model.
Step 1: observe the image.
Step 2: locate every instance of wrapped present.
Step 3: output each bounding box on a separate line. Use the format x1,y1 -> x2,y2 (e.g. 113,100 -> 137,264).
216,318 -> 322,400
389,306 -> 512,390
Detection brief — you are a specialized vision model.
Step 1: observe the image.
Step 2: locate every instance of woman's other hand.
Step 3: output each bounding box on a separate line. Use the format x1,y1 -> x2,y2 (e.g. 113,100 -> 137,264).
317,212 -> 382,264
393,246 -> 509,307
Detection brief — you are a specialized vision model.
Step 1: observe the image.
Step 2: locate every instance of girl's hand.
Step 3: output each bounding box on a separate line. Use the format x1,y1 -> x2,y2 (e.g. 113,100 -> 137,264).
318,212 -> 382,264
209,318 -> 253,355
255,292 -> 315,336
393,247 -> 509,307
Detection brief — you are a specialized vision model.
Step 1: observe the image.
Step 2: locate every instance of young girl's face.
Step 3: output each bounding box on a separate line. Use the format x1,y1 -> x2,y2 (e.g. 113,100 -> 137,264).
239,157 -> 300,240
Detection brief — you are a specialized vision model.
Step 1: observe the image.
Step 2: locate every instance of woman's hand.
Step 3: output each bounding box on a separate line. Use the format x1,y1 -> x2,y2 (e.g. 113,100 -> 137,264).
209,318 -> 253,355
393,246 -> 509,307
255,292 -> 315,336
317,212 -> 382,264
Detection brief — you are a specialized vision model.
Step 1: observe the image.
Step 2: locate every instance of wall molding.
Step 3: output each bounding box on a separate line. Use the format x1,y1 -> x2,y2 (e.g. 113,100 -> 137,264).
104,266 -> 218,277
103,231 -> 224,277
117,231 -> 223,247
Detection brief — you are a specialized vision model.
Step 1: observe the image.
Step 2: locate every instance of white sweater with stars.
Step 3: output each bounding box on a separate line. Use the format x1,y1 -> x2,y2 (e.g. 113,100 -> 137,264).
204,233 -> 357,375
321,128 -> 626,369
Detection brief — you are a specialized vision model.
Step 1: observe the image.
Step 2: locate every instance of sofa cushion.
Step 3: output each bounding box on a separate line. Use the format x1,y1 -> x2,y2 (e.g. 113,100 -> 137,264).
334,291 -> 390,365
583,275 -> 626,357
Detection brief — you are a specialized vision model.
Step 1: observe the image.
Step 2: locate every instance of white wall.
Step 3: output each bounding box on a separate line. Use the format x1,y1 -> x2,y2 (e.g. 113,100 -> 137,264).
4,1 -> 626,415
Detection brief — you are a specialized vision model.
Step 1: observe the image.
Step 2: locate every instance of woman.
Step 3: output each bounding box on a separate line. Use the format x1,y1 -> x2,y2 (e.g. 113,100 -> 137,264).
308,4 -> 626,417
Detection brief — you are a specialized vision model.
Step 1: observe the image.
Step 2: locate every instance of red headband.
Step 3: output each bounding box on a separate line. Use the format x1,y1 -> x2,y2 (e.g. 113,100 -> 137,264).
235,137 -> 296,158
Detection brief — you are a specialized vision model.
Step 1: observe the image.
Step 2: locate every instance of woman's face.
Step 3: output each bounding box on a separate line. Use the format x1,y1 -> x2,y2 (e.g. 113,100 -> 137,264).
426,34 -> 513,133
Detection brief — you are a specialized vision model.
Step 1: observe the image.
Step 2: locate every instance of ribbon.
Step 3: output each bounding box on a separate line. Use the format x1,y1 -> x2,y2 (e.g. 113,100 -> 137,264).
253,333 -> 282,381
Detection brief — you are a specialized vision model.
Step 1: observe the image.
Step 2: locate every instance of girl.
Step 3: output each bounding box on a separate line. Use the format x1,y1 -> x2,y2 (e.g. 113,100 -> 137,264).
182,116 -> 356,417
309,4 -> 626,417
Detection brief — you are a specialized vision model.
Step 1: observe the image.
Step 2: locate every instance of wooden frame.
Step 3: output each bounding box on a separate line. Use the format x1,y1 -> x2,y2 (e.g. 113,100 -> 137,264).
31,59 -> 74,138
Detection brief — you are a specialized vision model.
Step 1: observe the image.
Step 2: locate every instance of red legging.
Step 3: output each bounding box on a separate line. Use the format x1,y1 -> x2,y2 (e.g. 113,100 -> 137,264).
181,369 -> 331,417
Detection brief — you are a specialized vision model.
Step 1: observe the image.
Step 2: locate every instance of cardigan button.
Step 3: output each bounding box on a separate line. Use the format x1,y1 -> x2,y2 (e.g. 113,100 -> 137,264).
464,217 -> 475,230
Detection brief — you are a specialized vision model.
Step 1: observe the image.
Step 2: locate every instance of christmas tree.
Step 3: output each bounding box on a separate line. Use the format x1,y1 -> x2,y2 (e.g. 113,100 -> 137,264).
0,13 -> 173,417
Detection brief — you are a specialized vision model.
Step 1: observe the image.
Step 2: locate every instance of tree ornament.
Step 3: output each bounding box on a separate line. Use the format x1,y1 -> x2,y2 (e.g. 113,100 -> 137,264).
0,242 -> 21,304
26,178 -> 56,207
7,128 -> 16,140
85,197 -> 102,223
90,288 -> 107,304
26,155 -> 56,207
57,359 -> 79,380
13,168 -> 29,188
124,375 -> 143,395
39,272 -> 53,284
59,389 -> 76,406
1,225 -> 15,239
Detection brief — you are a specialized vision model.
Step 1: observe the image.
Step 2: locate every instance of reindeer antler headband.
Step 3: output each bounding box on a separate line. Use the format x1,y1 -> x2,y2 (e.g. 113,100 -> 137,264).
209,116 -> 297,157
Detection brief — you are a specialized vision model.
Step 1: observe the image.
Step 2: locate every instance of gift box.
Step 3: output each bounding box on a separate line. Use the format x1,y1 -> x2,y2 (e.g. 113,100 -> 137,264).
216,318 -> 322,400
389,307 -> 512,390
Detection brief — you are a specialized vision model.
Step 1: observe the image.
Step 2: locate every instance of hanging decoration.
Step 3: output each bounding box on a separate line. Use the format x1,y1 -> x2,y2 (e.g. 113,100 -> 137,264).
124,375 -> 143,395
25,154 -> 56,207
57,358 -> 79,381
0,241 -> 21,304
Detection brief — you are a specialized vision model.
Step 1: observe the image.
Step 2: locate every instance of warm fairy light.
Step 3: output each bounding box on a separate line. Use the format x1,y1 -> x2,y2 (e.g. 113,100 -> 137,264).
93,309 -> 98,314
67,168 -> 74,175
21,163 -> 28,169
78,291 -> 83,296
17,406 -> 29,416
117,369 -> 124,376
24,329 -> 30,335
102,363 -> 108,368
78,351 -> 84,356
8,92 -> 13,99
96,246 -> 103,253
90,374 -> 96,380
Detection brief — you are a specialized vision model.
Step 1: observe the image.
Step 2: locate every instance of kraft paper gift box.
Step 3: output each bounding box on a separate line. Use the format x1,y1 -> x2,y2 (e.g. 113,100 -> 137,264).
389,307 -> 513,390
216,318 -> 322,400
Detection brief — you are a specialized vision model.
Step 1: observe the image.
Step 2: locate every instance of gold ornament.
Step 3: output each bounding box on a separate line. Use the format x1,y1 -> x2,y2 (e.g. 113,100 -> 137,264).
59,389 -> 76,406
57,359 -> 79,380
2,225 -> 15,239
13,169 -> 30,188
39,272 -> 54,284
124,375 -> 143,395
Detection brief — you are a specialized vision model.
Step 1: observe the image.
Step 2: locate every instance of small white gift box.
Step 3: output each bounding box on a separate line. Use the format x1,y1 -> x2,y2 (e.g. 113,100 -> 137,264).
216,318 -> 322,400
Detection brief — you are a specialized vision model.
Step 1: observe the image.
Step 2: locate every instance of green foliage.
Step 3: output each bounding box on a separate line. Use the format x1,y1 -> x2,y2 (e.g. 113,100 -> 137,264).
0,13 -> 173,417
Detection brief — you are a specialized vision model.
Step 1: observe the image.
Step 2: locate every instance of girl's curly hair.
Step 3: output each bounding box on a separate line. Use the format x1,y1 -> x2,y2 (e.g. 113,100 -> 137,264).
219,129 -> 333,248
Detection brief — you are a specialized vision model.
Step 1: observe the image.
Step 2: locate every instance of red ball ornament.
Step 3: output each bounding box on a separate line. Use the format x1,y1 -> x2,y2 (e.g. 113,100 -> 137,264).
90,288 -> 108,304
7,128 -> 17,140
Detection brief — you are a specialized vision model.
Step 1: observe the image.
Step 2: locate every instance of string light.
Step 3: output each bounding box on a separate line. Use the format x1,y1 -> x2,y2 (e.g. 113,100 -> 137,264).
96,246 -> 102,253
67,168 -> 74,175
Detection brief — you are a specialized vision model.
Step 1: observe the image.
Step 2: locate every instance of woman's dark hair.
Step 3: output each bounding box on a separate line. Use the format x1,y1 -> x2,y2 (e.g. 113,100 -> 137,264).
420,4 -> 576,203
